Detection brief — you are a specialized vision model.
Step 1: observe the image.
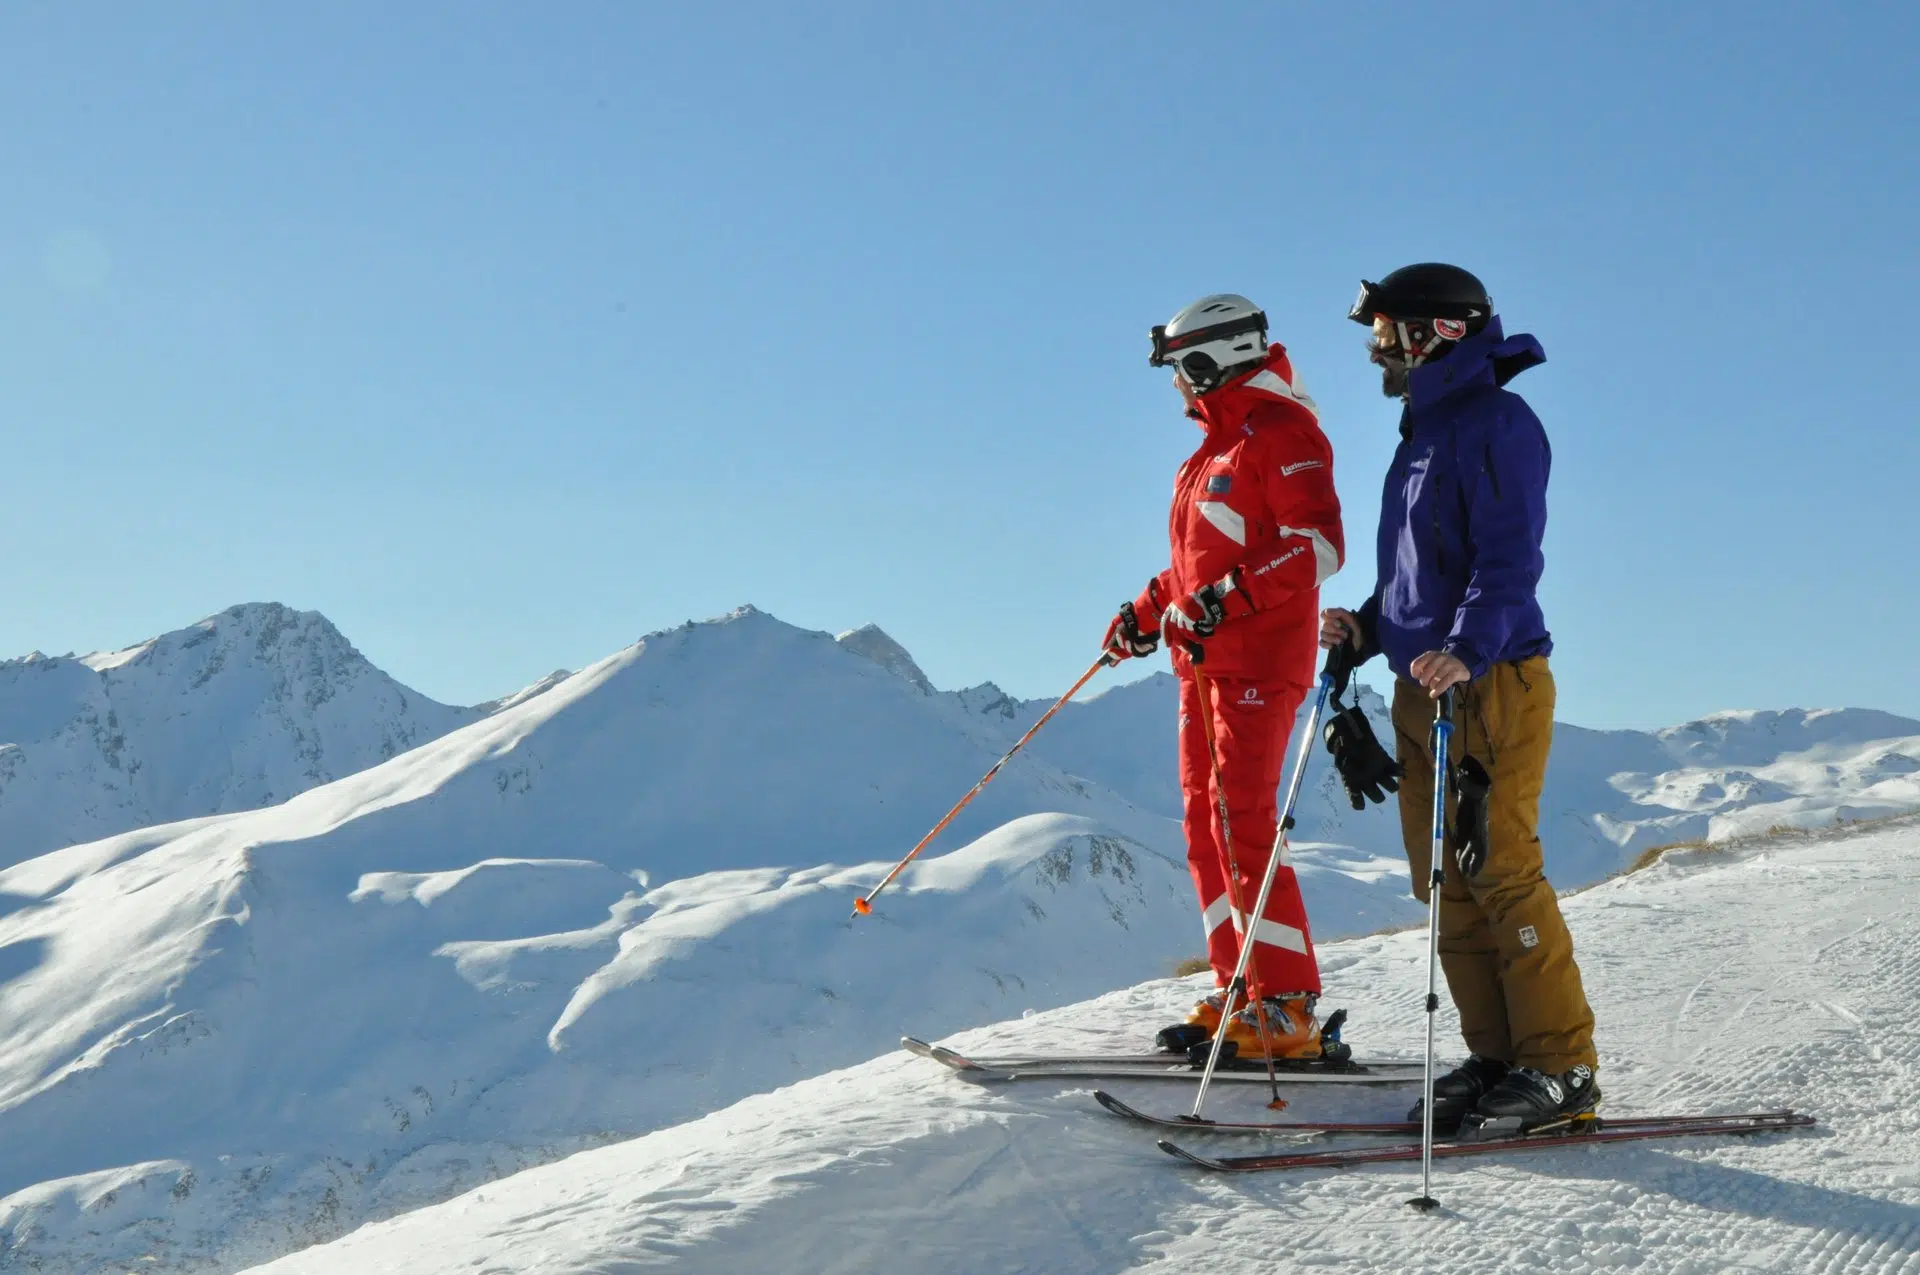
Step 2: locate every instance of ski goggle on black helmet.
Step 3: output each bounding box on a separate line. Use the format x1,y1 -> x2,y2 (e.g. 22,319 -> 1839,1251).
1150,293 -> 1268,392
1349,263 -> 1492,365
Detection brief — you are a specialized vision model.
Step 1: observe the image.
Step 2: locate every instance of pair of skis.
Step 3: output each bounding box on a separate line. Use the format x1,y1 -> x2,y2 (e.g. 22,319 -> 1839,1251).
905,1037 -> 1816,1174
1091,1090 -> 1815,1172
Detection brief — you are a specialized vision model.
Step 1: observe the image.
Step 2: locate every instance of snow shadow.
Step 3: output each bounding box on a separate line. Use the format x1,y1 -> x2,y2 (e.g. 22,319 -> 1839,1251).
1556,1144 -> 1920,1251
0,893 -> 42,924
0,936 -> 48,984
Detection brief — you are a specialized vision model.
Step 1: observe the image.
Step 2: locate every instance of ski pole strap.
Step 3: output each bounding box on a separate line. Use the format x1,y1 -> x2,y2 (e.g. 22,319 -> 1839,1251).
1324,639 -> 1357,705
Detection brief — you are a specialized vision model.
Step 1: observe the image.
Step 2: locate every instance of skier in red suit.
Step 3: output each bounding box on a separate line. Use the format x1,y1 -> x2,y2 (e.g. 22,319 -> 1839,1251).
1104,294 -> 1346,1058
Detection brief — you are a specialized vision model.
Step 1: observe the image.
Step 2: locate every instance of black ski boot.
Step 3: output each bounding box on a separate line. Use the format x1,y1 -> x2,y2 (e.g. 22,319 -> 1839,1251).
1458,1063 -> 1600,1141
1407,1055 -> 1510,1135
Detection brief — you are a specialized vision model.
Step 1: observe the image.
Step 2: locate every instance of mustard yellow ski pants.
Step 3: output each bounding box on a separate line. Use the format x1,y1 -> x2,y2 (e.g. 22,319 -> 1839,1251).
1391,657 -> 1597,1072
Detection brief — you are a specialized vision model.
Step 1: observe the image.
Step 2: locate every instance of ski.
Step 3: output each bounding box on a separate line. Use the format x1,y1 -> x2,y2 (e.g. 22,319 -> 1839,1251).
1094,1089 -> 1421,1134
1094,1090 -> 1808,1138
902,1037 -> 1424,1085
902,1036 -> 1199,1068
1156,1110 -> 1815,1172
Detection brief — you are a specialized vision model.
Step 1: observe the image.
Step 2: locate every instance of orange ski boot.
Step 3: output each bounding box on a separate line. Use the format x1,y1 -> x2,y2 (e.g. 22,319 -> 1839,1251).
1218,992 -> 1325,1061
1154,988 -> 1245,1053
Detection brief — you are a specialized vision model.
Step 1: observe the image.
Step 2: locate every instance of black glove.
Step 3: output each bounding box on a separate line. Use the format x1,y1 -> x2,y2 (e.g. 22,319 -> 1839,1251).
1162,574 -> 1236,640
1324,704 -> 1402,810
1102,601 -> 1160,661
1449,755 -> 1493,879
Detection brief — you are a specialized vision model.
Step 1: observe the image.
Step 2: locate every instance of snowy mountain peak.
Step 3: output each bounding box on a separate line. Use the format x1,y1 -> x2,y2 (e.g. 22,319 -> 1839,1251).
0,603 -> 481,861
955,681 -> 1019,720
836,624 -> 935,695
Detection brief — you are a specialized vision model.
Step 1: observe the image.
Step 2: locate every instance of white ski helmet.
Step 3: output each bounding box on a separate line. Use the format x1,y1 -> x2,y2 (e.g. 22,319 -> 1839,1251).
1150,293 -> 1268,392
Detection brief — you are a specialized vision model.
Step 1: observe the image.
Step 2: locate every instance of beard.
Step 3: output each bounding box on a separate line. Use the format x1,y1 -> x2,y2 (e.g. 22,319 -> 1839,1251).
1371,349 -> 1411,399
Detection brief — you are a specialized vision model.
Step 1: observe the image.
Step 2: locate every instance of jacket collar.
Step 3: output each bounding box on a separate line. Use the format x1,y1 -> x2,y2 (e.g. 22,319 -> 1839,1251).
1406,316 -> 1546,414
1192,345 -> 1310,438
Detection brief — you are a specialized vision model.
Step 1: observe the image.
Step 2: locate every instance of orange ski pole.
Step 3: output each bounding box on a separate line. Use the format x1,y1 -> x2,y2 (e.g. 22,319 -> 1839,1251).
852,651 -> 1114,919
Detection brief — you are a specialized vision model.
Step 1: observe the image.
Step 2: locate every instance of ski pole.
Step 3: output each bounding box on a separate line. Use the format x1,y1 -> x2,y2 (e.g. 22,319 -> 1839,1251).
1187,654 -> 1286,1110
1409,687 -> 1456,1214
853,651 -> 1113,919
1189,643 -> 1351,1120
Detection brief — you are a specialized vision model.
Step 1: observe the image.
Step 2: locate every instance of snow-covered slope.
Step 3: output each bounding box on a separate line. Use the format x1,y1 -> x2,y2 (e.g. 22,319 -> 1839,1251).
0,607 -> 1914,1273
241,817 -> 1920,1275
0,603 -> 507,862
0,608 -> 1428,1272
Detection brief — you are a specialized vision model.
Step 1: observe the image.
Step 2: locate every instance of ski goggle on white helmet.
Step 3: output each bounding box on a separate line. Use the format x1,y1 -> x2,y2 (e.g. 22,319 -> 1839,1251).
1149,294 -> 1269,392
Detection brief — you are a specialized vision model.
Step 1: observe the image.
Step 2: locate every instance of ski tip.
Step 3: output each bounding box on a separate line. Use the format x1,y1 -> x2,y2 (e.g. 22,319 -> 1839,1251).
1091,1090 -> 1171,1124
900,1036 -> 995,1075
1156,1139 -> 1227,1170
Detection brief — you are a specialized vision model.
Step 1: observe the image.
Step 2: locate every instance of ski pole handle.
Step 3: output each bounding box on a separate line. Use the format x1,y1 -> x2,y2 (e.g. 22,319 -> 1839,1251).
852,650 -> 1112,919
1428,690 -> 1454,888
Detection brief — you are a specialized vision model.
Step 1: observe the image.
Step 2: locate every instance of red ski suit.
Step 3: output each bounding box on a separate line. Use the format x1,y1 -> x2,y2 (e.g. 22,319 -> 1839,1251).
1135,346 -> 1345,996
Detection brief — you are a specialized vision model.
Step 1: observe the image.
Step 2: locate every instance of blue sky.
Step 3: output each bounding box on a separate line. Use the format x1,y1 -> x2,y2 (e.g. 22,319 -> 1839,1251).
2,3 -> 1914,729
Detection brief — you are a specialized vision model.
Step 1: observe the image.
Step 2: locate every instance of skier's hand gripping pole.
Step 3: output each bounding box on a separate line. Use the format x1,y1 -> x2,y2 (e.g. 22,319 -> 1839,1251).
1188,642 -> 1352,1119
1409,688 -> 1455,1213
852,651 -> 1114,919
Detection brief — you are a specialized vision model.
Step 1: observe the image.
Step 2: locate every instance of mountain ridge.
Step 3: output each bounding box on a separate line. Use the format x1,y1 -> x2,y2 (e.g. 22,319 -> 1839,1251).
0,602 -> 561,862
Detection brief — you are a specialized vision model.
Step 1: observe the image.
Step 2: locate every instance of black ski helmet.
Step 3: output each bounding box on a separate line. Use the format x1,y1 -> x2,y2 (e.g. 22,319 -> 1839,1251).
1348,263 -> 1493,337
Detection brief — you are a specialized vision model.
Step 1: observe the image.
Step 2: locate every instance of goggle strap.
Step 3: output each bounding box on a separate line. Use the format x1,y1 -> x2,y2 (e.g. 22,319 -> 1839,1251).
1149,311 -> 1267,366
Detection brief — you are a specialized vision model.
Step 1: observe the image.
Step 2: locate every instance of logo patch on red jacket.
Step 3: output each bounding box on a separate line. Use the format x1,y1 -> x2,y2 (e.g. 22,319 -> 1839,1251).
1206,474 -> 1232,494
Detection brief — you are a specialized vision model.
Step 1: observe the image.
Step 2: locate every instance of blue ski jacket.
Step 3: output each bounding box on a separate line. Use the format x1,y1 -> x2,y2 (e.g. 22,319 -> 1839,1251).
1354,317 -> 1553,681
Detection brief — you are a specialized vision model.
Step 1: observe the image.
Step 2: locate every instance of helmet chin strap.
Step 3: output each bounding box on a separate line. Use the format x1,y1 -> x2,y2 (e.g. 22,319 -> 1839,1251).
1394,319 -> 1448,369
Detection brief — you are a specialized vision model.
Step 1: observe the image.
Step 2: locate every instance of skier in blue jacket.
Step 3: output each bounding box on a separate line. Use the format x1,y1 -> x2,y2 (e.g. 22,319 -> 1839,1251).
1321,263 -> 1598,1138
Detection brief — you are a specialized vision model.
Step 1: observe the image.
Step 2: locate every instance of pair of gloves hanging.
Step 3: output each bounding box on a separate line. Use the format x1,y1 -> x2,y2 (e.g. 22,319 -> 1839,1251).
1321,647 -> 1491,880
